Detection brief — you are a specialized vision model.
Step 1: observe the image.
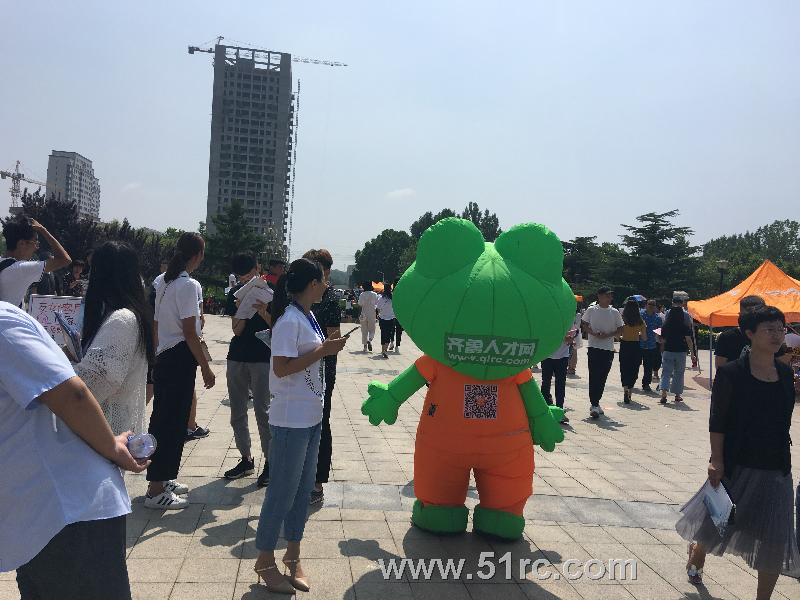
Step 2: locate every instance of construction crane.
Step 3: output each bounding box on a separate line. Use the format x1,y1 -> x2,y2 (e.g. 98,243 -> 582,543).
187,36 -> 347,67
1,161 -> 49,214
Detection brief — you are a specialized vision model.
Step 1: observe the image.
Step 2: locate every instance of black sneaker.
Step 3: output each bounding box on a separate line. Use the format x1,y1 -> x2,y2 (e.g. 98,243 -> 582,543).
257,465 -> 270,488
367,341 -> 373,351
642,384 -> 652,392
224,457 -> 255,480
309,489 -> 324,505
186,425 -> 210,441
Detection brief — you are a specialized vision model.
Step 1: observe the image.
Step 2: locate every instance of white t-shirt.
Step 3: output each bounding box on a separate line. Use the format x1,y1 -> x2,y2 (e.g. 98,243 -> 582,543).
269,304 -> 325,428
0,303 -> 130,571
377,295 -> 395,320
0,258 -> 45,307
153,272 -> 202,354
358,290 -> 379,313
582,304 -> 624,351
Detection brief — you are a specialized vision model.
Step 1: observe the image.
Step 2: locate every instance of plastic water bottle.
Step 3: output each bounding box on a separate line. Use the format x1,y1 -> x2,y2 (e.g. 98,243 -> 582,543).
127,433 -> 157,459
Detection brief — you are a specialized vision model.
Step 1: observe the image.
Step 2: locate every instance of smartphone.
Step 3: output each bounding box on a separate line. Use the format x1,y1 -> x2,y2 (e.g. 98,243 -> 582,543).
342,325 -> 360,338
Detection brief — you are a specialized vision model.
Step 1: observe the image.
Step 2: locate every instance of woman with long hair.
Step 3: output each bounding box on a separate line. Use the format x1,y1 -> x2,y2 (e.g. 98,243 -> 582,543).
145,232 -> 215,510
659,306 -> 693,404
619,298 -> 647,403
679,306 -> 799,596
376,284 -> 395,359
253,258 -> 347,593
75,241 -> 154,436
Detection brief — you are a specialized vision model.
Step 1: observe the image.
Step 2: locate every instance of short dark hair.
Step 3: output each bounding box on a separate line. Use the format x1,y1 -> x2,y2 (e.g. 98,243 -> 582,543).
672,296 -> 684,305
597,285 -> 613,295
739,305 -> 785,335
2,215 -> 35,251
739,295 -> 765,313
302,248 -> 333,270
268,258 -> 287,267
231,253 -> 257,276
71,260 -> 86,269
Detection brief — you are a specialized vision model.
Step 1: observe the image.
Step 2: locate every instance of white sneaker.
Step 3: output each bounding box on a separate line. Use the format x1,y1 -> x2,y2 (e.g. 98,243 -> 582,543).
164,480 -> 189,495
589,406 -> 601,419
145,490 -> 189,510
388,343 -> 394,350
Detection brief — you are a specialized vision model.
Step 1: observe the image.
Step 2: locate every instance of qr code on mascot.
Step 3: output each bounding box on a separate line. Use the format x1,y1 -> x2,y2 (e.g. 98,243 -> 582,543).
463,384 -> 498,419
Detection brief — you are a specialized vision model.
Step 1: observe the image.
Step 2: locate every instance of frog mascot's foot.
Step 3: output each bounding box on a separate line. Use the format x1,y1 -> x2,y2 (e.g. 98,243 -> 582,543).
412,500 -> 469,534
472,505 -> 525,540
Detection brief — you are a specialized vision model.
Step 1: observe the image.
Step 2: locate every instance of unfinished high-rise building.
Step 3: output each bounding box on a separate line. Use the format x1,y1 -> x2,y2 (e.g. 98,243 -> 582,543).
204,44 -> 294,247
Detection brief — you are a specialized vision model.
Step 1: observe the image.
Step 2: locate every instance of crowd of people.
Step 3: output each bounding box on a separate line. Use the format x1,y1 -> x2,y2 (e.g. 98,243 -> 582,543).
1,214 -> 799,598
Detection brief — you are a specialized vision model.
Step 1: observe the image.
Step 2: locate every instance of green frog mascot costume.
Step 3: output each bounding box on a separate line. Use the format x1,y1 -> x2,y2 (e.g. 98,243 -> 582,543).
361,217 -> 575,540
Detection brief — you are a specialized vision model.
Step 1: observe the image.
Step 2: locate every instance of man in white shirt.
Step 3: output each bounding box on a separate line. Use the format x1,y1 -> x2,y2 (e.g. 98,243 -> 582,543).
581,286 -> 624,419
358,281 -> 379,352
0,302 -> 147,598
0,215 -> 71,307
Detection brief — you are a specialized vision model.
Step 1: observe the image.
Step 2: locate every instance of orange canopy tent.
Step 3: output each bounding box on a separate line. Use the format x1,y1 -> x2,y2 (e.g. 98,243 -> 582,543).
687,260 -> 800,327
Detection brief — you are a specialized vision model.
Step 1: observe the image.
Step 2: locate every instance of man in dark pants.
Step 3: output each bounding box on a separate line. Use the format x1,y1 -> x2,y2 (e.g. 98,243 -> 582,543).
639,299 -> 663,391
581,286 -> 624,419
304,249 -> 341,505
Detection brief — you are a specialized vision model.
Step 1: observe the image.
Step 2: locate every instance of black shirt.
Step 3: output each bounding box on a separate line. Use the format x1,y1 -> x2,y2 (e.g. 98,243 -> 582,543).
709,356 -> 795,475
662,322 -> 691,353
714,327 -> 785,361
226,287 -> 271,363
313,285 -> 341,369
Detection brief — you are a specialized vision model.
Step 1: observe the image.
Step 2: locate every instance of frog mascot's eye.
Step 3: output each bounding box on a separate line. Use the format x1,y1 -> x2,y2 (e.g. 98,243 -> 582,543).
494,223 -> 564,283
414,218 -> 485,279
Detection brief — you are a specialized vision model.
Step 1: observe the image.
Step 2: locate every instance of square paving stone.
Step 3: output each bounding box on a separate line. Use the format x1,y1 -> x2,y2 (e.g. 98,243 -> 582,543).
126,558 -> 185,582
169,582 -> 235,600
176,558 -> 239,583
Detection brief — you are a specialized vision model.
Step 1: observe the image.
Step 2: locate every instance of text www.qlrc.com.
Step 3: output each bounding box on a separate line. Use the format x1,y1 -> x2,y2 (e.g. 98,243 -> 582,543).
377,552 -> 638,582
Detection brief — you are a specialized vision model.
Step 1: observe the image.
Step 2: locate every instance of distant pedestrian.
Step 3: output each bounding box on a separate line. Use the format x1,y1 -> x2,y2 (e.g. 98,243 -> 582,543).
678,306 -> 799,594
566,305 -> 583,375
581,286 -> 624,419
659,306 -> 693,404
619,298 -> 647,403
540,329 -> 576,424
639,299 -> 663,392
377,285 -> 395,359
62,260 -> 87,297
358,281 -> 378,352
0,216 -> 71,307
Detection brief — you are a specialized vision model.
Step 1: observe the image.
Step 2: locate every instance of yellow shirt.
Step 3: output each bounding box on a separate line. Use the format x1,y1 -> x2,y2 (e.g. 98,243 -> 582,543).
621,323 -> 646,342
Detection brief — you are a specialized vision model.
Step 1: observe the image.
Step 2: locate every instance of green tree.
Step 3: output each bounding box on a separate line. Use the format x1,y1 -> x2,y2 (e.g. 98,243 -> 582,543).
460,202 -> 502,241
353,229 -> 414,283
203,200 -> 280,278
616,210 -> 700,301
409,208 -> 457,240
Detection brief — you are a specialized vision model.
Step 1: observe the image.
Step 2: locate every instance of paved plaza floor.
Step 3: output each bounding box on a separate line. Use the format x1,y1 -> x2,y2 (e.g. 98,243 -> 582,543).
2,315 -> 799,599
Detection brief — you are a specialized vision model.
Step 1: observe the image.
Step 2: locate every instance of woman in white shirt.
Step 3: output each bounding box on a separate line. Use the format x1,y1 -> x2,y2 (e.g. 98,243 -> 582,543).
376,286 -> 396,359
357,281 -> 379,352
145,232 -> 215,510
75,241 -> 154,437
253,258 -> 347,594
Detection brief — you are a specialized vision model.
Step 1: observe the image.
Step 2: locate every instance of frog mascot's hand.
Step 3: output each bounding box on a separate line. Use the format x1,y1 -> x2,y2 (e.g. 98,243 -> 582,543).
529,406 -> 565,452
362,382 -> 401,425
519,379 -> 565,452
361,364 -> 427,426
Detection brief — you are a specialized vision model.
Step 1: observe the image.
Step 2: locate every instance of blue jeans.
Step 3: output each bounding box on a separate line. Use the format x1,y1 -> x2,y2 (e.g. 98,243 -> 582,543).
660,351 -> 687,395
255,423 -> 322,551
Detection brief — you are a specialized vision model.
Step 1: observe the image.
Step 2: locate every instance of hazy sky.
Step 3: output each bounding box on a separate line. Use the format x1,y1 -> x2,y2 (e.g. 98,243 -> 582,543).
2,1 -> 799,268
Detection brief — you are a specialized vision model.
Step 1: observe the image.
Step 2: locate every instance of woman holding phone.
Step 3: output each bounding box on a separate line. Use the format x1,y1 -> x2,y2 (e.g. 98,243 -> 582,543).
253,258 -> 347,593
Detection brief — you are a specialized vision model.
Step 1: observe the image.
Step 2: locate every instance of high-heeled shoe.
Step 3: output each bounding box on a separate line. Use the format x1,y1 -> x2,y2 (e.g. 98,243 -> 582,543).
283,558 -> 311,592
254,563 -> 296,594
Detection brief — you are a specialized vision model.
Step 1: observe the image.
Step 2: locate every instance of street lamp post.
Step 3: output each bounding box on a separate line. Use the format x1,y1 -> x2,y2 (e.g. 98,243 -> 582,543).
716,259 -> 729,294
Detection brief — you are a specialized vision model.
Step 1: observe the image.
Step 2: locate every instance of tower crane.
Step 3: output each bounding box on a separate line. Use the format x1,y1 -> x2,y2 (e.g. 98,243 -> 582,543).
1,161 -> 49,214
187,36 -> 347,67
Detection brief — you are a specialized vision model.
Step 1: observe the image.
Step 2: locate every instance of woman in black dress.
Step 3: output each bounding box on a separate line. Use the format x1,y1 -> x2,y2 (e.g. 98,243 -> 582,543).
676,306 -> 799,598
